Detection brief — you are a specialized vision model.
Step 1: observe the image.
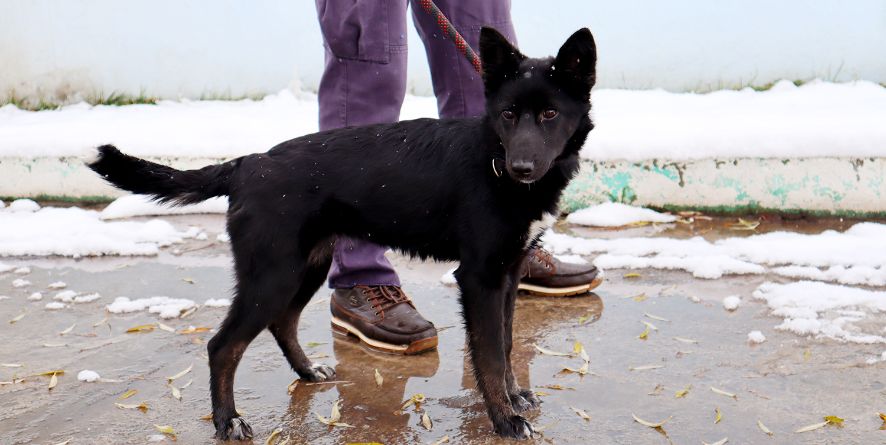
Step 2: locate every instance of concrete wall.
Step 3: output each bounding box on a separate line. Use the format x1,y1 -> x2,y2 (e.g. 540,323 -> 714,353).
2,0 -> 885,103
2,156 -> 883,217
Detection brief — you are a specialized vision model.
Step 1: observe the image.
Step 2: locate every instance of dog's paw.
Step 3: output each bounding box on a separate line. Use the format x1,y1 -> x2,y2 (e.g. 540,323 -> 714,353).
493,415 -> 535,440
214,416 -> 254,441
301,363 -> 336,382
509,389 -> 542,413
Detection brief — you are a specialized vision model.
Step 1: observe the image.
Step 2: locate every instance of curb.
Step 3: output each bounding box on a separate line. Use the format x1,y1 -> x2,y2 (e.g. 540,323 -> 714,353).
2,156 -> 884,217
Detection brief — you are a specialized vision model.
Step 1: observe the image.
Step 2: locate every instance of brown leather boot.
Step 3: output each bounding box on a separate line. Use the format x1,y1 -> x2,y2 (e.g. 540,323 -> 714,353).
518,248 -> 602,297
330,285 -> 438,354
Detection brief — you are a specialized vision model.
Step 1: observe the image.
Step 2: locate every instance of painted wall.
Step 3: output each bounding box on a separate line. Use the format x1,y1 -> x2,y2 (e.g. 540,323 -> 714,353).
2,0 -> 885,103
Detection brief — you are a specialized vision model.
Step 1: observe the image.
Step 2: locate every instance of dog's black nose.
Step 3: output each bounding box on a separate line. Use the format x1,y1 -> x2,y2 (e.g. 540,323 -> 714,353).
510,160 -> 535,176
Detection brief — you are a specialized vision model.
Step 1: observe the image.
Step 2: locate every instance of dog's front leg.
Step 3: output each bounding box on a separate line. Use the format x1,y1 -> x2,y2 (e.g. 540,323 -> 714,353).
502,263 -> 541,413
457,264 -> 534,439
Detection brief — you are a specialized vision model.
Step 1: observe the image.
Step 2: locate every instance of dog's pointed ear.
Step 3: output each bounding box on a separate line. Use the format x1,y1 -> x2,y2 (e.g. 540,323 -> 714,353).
480,27 -> 525,93
553,28 -> 597,91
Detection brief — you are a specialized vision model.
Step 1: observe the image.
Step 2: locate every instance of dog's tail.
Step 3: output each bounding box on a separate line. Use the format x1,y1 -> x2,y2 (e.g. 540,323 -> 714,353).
87,145 -> 237,205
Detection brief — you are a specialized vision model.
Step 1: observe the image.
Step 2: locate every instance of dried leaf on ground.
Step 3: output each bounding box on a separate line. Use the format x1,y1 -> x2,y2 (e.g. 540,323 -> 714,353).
795,421 -> 829,433
571,407 -> 591,421
630,364 -> 663,371
154,424 -> 177,439
9,313 -> 25,324
2,363 -> 22,368
560,361 -> 593,376
711,387 -> 737,399
179,326 -> 211,334
48,372 -> 58,390
644,312 -> 670,322
51,440 -> 72,445
265,427 -> 282,445
316,399 -> 354,428
59,323 -> 76,335
157,323 -> 176,333
638,326 -> 650,340
126,324 -> 156,333
632,293 -> 648,302
167,364 -> 193,383
399,393 -> 427,412
729,218 -> 760,231
287,379 -> 299,394
421,411 -> 433,430
674,337 -> 698,344
703,438 -> 728,445
169,384 -> 182,400
119,389 -> 137,399
374,368 -> 383,387
823,415 -> 844,427
632,413 -> 670,428
757,419 -> 774,436
306,341 -> 327,348
430,436 -> 450,445
115,402 -> 149,413
623,273 -> 642,279
182,277 -> 195,284
92,316 -> 108,327
879,412 -> 886,428
675,385 -> 691,398
648,384 -> 664,396
714,407 -> 722,424
533,344 -> 571,357
641,320 -> 658,331
541,384 -> 575,391
573,341 -> 590,362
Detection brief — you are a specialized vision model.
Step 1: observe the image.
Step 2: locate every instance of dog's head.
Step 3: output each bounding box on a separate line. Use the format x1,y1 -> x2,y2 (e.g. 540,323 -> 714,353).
480,27 -> 597,184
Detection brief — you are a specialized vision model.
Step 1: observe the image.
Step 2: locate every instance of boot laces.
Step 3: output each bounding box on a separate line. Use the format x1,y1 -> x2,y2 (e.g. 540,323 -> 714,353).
361,286 -> 412,316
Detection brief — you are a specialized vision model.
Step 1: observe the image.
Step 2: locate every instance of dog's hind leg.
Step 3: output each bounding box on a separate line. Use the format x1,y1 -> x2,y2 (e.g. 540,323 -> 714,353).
268,242 -> 336,382
208,236 -> 307,441
456,260 -> 535,440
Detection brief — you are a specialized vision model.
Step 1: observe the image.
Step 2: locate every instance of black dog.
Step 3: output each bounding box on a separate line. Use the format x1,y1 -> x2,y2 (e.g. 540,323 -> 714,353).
88,27 -> 596,440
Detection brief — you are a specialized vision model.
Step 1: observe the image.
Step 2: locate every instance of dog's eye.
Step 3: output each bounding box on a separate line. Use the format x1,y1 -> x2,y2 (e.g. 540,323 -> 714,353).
542,109 -> 558,120
501,110 -> 515,120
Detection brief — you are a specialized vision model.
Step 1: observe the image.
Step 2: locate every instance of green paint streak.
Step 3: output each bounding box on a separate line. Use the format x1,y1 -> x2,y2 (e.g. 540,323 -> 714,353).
711,175 -> 750,202
766,175 -> 804,206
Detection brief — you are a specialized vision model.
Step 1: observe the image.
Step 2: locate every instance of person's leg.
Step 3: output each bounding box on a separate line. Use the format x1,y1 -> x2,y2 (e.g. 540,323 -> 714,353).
410,0 -> 515,119
316,0 -> 407,288
411,0 -> 601,296
315,0 -> 437,354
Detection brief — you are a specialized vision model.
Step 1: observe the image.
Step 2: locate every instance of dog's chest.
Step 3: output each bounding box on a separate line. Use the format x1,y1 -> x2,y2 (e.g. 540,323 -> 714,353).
526,212 -> 556,247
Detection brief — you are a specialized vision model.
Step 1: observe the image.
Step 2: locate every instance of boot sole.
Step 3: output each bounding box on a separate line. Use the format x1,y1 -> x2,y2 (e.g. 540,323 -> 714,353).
330,316 -> 438,355
518,276 -> 603,297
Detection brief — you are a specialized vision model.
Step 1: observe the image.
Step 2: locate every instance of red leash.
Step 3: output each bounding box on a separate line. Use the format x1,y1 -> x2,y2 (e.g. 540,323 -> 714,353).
417,0 -> 482,74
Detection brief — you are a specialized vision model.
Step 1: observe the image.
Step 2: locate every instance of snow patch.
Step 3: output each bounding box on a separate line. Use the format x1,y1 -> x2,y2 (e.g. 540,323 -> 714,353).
0,262 -> 13,273
27,292 -> 43,301
747,331 -> 767,344
74,293 -> 101,304
566,202 -> 676,227
723,296 -> 741,311
12,278 -> 31,288
100,195 -> 229,220
77,370 -> 100,382
54,290 -> 77,302
45,302 -> 65,310
440,267 -> 457,286
106,296 -> 196,319
752,281 -> 886,344
0,206 -> 190,257
7,199 -> 40,213
541,222 -> 886,282
554,254 -> 589,265
216,233 -> 230,243
2,82 -> 885,161
203,298 -> 231,308
48,281 -> 67,289
13,267 -> 30,275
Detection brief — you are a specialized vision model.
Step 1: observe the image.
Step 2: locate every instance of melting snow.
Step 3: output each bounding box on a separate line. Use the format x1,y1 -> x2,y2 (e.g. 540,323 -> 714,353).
12,279 -> 30,288
100,195 -> 228,220
204,298 -> 231,308
747,331 -> 767,344
566,202 -> 676,227
0,206 -> 191,257
722,296 -> 741,311
7,199 -> 40,213
106,296 -> 196,319
77,370 -> 101,382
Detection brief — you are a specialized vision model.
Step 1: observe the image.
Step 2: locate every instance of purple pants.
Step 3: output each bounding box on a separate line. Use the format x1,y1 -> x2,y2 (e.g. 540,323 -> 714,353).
316,0 -> 516,288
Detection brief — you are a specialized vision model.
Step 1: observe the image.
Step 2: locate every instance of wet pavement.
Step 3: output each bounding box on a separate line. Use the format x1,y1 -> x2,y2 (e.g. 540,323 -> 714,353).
1,213 -> 885,445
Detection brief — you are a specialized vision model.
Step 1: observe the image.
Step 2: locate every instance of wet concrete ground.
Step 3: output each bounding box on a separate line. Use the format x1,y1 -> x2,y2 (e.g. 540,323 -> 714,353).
1,213 -> 885,444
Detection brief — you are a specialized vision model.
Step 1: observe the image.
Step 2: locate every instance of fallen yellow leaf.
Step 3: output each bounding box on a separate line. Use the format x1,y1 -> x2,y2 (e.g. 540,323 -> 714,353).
638,326 -> 650,340
675,385 -> 691,398
623,273 -> 642,279
118,389 -> 137,400
795,421 -> 828,433
115,402 -> 149,413
632,413 -> 670,428
421,411 -> 433,431
711,386 -> 737,399
632,293 -> 648,302
125,324 -> 157,333
757,419 -> 774,436
167,364 -> 193,383
533,344 -> 571,357
823,415 -> 844,427
714,407 -> 722,424
154,424 -> 177,439
571,406 -> 591,421
265,427 -> 282,445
